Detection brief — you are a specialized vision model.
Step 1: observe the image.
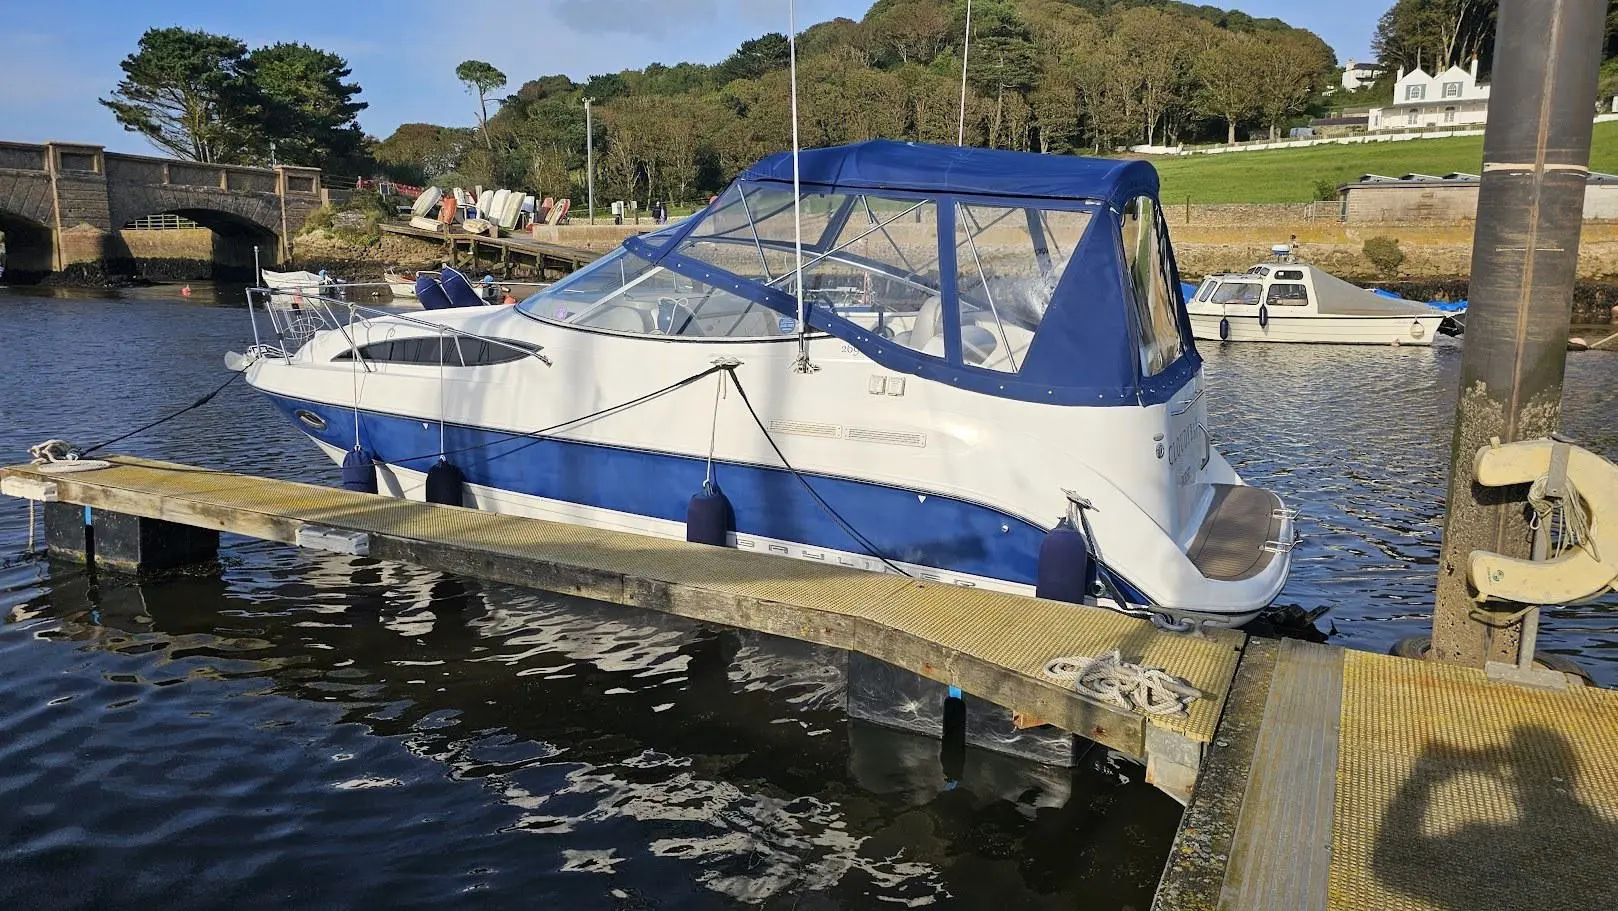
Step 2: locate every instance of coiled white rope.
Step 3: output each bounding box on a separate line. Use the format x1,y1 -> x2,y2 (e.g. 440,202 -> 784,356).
1529,474 -> 1596,562
28,439 -> 79,464
1043,651 -> 1201,716
27,440 -> 111,475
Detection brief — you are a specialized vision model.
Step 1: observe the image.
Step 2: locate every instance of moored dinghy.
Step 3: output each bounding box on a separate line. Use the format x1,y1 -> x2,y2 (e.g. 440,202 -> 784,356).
239,140 -> 1296,629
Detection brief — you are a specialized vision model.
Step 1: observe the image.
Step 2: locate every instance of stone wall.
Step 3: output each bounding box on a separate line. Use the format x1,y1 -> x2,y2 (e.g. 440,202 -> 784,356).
116,227 -> 215,260
1164,203 -> 1324,226
529,222 -> 658,251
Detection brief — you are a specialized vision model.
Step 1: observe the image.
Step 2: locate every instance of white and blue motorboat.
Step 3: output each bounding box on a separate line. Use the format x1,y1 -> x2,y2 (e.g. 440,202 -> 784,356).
237,141 -> 1296,628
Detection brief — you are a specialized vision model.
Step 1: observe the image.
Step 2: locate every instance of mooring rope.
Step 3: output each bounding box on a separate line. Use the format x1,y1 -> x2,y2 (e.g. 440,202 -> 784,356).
1529,473 -> 1596,561
1042,651 -> 1201,716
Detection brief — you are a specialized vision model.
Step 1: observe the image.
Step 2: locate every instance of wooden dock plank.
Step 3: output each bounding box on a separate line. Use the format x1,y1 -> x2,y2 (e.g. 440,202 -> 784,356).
1221,639 -> 1341,911
1,456 -> 1240,790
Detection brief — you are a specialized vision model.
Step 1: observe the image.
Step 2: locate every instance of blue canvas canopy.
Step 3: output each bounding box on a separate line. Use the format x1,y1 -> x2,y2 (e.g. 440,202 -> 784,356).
741,139 -> 1162,211
522,141 -> 1199,407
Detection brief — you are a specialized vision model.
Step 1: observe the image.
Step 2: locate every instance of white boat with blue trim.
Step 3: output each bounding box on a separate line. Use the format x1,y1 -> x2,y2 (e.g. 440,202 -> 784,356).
236,141 -> 1297,629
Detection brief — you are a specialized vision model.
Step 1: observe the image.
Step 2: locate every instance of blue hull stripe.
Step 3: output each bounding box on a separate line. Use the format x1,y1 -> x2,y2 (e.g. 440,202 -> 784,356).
266,394 -> 1047,585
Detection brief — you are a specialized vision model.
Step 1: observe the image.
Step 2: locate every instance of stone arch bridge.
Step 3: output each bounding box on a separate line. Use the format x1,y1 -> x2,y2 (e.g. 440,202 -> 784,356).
0,141 -> 324,278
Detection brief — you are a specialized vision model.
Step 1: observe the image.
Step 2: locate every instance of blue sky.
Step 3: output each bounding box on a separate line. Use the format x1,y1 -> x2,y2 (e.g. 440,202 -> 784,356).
0,0 -> 1377,154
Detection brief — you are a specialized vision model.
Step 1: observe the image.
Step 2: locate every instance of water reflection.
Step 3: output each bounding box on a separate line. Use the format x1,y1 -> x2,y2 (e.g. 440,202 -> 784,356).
1,289 -> 1617,908
1,548 -> 1176,909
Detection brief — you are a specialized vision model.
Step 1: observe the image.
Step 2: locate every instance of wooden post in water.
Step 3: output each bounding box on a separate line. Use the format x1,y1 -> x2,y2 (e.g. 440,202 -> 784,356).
1431,0 -> 1606,666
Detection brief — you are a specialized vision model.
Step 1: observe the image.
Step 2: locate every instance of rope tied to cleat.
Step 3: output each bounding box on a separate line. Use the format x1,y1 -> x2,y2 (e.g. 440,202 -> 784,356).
1042,650 -> 1201,716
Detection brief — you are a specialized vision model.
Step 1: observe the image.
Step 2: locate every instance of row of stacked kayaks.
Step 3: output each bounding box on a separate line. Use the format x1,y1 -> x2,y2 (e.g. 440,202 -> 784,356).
406,187 -> 572,236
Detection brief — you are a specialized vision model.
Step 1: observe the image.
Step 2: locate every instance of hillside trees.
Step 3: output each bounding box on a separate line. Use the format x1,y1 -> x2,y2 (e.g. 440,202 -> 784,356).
381,0 -> 1339,206
1372,0 -> 1497,73
1253,32 -> 1337,140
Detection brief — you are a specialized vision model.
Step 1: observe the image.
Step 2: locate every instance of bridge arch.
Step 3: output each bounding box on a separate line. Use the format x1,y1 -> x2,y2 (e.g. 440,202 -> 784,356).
115,207 -> 285,279
110,186 -> 286,241
0,209 -> 54,282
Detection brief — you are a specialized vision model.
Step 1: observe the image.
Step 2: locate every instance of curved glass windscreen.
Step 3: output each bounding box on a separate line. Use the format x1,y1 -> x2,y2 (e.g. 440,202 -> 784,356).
516,243 -> 795,339
519,181 -> 1105,375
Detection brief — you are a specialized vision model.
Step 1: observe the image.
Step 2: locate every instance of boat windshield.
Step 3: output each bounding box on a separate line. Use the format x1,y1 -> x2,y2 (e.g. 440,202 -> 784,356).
669,181 -> 1093,373
1209,282 -> 1262,305
516,239 -> 801,339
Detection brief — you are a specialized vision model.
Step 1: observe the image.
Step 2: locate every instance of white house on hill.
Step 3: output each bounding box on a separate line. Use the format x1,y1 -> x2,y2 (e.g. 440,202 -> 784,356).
1368,59 -> 1490,131
1340,60 -> 1386,92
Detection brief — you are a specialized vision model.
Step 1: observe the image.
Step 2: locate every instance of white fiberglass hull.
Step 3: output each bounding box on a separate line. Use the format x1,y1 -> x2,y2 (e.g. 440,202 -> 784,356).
246,309 -> 1292,623
1189,310 -> 1446,345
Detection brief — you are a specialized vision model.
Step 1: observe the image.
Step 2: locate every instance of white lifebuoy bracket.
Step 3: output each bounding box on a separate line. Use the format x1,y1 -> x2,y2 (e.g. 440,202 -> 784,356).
1469,439 -> 1618,604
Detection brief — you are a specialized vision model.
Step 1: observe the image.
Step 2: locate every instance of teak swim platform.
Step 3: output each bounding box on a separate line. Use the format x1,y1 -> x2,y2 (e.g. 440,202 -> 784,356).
5,456 -> 1616,910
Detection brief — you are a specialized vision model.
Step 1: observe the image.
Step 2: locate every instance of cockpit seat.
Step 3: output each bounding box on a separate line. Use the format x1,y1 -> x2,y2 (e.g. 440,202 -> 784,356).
584,304 -> 653,333
899,296 -> 944,349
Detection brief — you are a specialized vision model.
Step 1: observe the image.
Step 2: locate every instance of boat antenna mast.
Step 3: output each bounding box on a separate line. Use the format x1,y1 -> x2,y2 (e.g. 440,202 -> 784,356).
788,0 -> 816,373
957,0 -> 973,146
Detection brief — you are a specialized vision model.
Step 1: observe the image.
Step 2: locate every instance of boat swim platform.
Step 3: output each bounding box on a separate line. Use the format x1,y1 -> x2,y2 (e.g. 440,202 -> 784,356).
7,457 -> 1618,910
0,456 -> 1241,801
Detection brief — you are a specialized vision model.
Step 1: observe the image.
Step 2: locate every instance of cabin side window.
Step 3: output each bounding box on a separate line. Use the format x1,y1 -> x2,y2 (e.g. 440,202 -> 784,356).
1266,283 -> 1309,306
333,337 -> 537,365
952,204 -> 1092,373
1120,196 -> 1187,377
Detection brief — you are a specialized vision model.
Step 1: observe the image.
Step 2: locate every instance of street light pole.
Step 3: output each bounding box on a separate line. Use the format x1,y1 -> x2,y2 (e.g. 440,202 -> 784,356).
584,97 -> 596,226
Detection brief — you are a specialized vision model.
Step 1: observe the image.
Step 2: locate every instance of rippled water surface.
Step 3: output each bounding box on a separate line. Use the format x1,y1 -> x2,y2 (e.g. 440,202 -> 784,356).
2,286 -> 1616,910
0,286 -> 1180,909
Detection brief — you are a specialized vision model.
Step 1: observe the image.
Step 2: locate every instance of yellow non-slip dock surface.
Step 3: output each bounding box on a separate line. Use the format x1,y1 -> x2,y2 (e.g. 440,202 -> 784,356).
1332,649 -> 1618,911
1156,639 -> 1618,911
1,457 -> 1242,764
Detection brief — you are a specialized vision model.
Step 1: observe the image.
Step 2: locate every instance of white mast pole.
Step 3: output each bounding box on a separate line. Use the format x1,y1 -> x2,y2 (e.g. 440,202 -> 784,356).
957,0 -> 973,146
789,0 -> 812,372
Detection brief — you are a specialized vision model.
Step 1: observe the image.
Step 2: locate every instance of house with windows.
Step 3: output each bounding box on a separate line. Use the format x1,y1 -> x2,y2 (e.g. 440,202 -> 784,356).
1367,59 -> 1489,131
1340,60 -> 1387,92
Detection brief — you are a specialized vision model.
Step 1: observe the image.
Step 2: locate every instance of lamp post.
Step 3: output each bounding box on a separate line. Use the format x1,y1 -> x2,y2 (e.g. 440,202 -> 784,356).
584,97 -> 596,226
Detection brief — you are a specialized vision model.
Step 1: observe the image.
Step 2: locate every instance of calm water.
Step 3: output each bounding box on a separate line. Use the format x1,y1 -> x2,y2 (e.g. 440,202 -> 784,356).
1,286 -> 1615,909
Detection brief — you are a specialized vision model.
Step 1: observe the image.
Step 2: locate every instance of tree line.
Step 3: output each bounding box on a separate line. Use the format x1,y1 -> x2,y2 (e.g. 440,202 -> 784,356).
374,0 -> 1338,210
102,2 -> 1618,214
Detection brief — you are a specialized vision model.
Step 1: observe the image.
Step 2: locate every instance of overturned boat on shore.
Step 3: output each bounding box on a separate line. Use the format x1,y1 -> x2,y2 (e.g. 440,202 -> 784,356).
236,140 -> 1296,629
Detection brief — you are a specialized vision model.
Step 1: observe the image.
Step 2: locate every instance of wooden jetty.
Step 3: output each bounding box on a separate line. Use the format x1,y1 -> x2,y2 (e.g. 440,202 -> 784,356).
5,455 -> 1616,910
381,222 -> 602,279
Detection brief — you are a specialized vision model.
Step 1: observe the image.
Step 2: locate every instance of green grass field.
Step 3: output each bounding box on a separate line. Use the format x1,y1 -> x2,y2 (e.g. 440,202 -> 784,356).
1149,121 -> 1618,204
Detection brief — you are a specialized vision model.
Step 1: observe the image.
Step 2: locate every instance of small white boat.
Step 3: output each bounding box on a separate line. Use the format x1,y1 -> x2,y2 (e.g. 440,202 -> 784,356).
1187,259 -> 1460,345
384,272 -> 418,299
259,269 -> 330,307
410,187 -> 442,219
